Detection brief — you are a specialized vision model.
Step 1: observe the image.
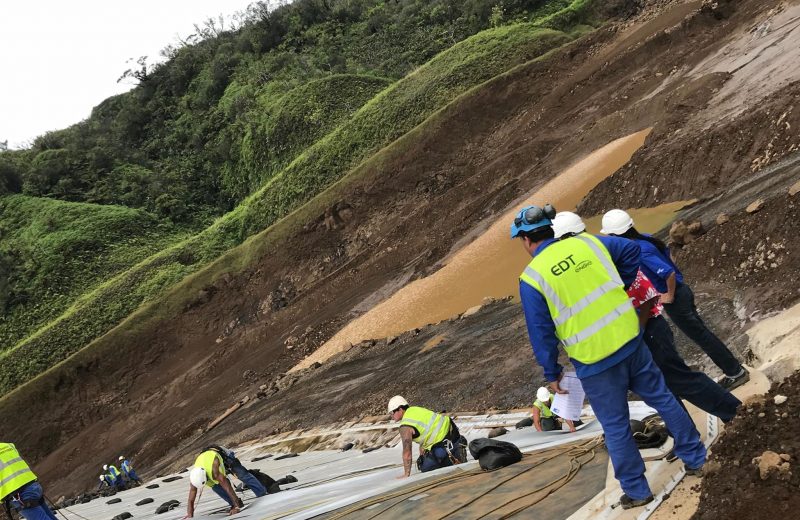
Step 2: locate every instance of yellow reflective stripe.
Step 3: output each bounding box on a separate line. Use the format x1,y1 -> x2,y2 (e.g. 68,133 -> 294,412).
0,457 -> 22,471
522,266 -> 566,312
420,415 -> 447,448
0,467 -> 34,488
561,299 -> 635,347
552,279 -> 621,327
574,235 -> 623,285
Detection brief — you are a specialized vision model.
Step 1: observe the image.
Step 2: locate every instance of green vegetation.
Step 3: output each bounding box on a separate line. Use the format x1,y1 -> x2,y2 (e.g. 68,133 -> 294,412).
0,0 -> 608,396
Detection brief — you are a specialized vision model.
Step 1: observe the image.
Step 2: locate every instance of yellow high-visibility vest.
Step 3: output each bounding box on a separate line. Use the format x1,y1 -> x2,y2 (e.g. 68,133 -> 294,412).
520,234 -> 639,364
194,451 -> 225,487
400,406 -> 450,450
0,443 -> 37,500
533,393 -> 555,418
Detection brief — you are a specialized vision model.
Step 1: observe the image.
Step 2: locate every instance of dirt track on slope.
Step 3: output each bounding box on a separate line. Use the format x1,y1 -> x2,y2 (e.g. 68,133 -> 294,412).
6,0 -> 800,499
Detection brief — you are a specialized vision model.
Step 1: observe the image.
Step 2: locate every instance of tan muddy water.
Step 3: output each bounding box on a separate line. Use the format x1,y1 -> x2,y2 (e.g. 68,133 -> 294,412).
294,129 -> 692,370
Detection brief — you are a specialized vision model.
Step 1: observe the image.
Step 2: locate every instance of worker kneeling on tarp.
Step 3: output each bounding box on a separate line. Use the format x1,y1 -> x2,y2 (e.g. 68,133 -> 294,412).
1,443 -> 58,520
388,396 -> 467,477
186,449 -> 246,517
532,387 -> 576,432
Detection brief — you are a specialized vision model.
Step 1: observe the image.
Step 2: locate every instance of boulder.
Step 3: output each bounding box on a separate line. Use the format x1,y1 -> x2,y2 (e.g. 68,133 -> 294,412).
746,199 -> 765,213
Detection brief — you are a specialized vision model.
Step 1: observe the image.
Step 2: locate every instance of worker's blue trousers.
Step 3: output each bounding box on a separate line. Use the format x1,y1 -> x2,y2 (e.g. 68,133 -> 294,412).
581,341 -> 707,500
229,463 -> 267,497
8,482 -> 58,520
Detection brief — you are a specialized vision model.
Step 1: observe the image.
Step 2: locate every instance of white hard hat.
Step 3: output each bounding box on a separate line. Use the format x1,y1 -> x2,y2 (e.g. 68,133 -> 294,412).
119,456 -> 125,461
601,209 -> 634,235
189,467 -> 207,489
536,387 -> 551,402
99,475 -> 105,481
387,395 -> 409,414
552,211 -> 586,239
103,464 -> 108,471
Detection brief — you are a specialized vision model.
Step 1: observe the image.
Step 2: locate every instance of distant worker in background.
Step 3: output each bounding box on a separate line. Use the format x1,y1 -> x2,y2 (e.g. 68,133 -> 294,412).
554,211 -> 742,423
186,449 -> 243,517
103,464 -> 125,490
1,442 -> 58,520
532,387 -> 577,432
388,396 -> 468,477
512,205 -> 706,509
119,456 -> 142,485
600,209 -> 749,390
98,474 -> 112,490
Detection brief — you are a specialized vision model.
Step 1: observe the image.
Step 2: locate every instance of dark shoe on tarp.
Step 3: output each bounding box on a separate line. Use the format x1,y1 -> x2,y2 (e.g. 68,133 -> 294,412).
620,494 -> 654,509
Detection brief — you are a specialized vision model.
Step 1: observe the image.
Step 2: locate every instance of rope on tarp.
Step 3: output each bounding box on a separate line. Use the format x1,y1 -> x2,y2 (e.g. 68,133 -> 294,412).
488,437 -> 602,519
325,436 -> 604,520
435,436 -> 603,520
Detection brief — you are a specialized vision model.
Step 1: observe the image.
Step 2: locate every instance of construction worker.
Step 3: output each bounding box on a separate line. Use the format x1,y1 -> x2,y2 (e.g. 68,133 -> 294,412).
554,212 -> 742,423
532,387 -> 576,432
186,449 -> 242,517
388,396 -> 467,477
98,474 -> 112,490
119,456 -> 142,485
201,446 -> 268,497
600,209 -> 749,390
512,205 -> 706,509
1,443 -> 58,520
103,463 -> 125,490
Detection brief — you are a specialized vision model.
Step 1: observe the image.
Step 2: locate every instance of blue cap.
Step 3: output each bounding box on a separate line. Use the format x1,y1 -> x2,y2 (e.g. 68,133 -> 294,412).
510,205 -> 553,239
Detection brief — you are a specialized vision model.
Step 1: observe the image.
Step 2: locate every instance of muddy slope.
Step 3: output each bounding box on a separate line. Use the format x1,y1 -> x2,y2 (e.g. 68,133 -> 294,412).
6,0 -> 797,498
693,372 -> 800,518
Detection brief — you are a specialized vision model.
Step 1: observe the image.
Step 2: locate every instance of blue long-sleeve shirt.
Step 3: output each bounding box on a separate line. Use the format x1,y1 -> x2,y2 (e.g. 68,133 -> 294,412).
634,236 -> 683,293
520,234 -> 643,381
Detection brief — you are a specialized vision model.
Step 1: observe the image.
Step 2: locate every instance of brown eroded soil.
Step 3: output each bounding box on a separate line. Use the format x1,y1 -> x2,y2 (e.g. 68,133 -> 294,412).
693,372 -> 800,519
5,0 -> 800,504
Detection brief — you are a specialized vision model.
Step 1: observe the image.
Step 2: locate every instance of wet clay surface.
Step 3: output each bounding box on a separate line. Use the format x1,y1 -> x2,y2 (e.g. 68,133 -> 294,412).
693,372 -> 800,519
6,0 -> 800,501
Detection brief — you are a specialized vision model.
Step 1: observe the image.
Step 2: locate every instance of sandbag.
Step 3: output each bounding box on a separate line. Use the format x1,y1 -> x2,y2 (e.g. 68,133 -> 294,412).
468,438 -> 522,471
161,476 -> 183,482
135,498 -> 154,506
274,453 -> 298,460
155,500 -> 180,514
106,498 -> 122,505
515,417 -> 533,429
145,484 -> 159,489
112,513 -> 132,520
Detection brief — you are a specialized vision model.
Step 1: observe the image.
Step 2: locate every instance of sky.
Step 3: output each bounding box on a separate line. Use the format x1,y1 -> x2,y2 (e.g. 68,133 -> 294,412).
0,0 -> 257,149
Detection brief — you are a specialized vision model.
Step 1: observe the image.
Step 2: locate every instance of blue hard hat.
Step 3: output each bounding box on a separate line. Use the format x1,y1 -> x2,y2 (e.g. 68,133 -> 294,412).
510,204 -> 555,239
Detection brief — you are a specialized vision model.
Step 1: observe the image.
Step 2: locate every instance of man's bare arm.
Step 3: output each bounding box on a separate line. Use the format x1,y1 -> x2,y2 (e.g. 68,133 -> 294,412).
400,425 -> 414,477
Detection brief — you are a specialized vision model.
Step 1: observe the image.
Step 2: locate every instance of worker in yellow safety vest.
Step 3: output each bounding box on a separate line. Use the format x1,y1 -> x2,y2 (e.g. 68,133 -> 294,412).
510,204 -> 707,510
532,387 -> 576,432
185,450 -> 242,517
388,396 -> 467,478
0,443 -> 57,520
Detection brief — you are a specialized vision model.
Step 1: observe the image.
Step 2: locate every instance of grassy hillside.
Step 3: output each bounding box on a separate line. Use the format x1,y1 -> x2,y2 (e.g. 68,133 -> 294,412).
0,0 -> 604,396
0,196 -> 187,350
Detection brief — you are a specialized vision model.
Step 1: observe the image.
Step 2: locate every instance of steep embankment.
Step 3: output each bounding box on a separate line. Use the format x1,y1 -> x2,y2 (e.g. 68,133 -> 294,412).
7,0 -> 800,501
2,0 -> 622,494
0,3 -> 593,397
